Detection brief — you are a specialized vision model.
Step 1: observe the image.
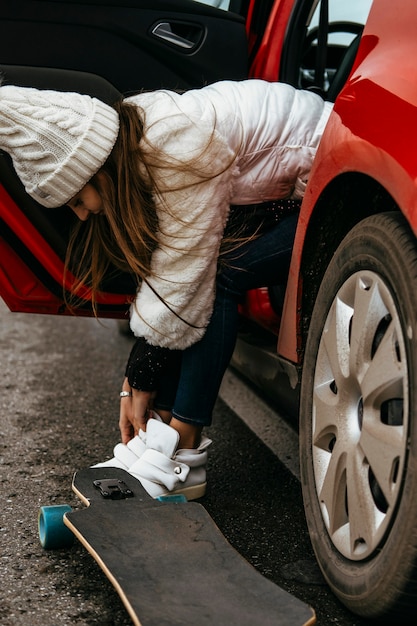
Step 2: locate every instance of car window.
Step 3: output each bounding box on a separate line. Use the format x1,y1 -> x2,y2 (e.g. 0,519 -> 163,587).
194,0 -> 231,9
308,0 -> 373,46
192,0 -> 249,13
280,0 -> 374,101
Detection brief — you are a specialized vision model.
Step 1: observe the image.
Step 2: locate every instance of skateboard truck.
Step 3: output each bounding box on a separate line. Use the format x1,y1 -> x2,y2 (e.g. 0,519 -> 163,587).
93,478 -> 134,500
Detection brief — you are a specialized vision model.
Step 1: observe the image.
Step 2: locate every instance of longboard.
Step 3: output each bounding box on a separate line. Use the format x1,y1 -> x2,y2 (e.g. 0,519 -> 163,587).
62,467 -> 316,626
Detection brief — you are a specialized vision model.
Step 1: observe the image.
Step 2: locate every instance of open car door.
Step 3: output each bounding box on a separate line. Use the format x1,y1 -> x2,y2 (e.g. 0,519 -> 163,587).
0,0 -> 250,317
0,0 -> 249,93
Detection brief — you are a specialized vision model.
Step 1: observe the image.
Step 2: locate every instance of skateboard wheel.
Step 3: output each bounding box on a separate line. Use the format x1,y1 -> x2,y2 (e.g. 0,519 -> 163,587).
38,505 -> 74,550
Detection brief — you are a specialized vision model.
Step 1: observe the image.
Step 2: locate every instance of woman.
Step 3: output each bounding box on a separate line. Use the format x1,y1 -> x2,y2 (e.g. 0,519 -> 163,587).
0,79 -> 332,499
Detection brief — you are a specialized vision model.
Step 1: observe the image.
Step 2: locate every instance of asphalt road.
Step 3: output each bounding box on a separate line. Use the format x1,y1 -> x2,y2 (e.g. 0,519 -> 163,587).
0,299 -> 373,626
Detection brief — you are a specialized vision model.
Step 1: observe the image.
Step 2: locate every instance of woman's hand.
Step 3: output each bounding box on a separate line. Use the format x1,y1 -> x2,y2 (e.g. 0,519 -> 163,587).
119,378 -> 153,444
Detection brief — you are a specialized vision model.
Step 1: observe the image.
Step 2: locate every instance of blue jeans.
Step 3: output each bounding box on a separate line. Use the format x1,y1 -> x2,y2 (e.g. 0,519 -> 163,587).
154,213 -> 298,427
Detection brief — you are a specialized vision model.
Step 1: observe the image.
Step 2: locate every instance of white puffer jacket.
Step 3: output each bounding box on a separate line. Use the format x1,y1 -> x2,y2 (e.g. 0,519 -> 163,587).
126,80 -> 333,349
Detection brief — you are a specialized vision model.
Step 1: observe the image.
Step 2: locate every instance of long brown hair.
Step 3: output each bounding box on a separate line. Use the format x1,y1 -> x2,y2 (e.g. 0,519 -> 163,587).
65,100 -> 159,311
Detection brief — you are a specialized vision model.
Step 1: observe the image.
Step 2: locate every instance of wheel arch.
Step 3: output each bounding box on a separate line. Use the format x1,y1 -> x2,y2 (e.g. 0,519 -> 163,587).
298,172 -> 399,358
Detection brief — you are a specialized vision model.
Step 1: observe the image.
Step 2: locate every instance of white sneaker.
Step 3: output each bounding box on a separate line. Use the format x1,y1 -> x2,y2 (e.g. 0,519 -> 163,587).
91,412 -> 161,469
128,419 -> 211,501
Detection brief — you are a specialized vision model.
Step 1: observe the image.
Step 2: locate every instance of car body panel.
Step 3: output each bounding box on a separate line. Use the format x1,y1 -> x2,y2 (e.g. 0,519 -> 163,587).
278,0 -> 417,362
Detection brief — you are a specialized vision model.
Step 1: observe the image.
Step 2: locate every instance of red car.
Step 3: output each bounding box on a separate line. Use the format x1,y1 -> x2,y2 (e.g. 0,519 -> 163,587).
2,0 -> 416,621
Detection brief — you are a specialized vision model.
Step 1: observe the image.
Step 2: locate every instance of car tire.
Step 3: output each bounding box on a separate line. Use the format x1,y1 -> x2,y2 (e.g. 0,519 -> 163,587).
300,212 -> 417,621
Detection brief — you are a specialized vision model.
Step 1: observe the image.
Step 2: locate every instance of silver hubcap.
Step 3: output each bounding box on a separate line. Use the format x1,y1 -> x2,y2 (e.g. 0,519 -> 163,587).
312,270 -> 408,560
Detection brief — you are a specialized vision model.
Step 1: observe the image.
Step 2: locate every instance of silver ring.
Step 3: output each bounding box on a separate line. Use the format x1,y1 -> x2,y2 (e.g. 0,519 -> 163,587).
119,391 -> 132,398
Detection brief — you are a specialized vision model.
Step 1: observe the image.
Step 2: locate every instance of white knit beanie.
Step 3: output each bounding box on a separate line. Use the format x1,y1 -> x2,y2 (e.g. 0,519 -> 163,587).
0,85 -> 120,208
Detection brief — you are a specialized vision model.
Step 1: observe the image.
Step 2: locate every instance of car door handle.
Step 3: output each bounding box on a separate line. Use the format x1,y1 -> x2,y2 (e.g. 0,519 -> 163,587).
151,22 -> 203,51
